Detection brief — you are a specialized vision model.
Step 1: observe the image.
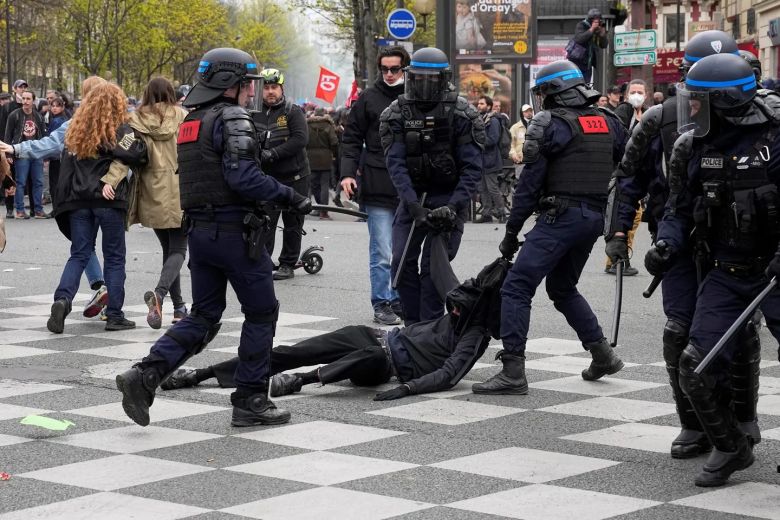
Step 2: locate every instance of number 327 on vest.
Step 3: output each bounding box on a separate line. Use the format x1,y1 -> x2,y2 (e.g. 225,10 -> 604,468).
578,116 -> 609,134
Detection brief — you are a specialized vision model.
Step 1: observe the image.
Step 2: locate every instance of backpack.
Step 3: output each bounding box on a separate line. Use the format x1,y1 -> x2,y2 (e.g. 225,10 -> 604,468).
565,38 -> 588,65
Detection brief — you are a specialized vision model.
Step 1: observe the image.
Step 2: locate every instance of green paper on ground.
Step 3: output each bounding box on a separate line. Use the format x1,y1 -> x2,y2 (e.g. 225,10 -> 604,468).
20,415 -> 75,431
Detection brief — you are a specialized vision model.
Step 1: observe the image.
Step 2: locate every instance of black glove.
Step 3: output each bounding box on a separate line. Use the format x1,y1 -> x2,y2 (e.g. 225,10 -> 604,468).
428,205 -> 457,231
765,251 -> 780,280
260,149 -> 277,163
373,385 -> 411,401
499,229 -> 521,260
289,192 -> 312,215
605,234 -> 628,264
408,201 -> 429,226
644,240 -> 675,277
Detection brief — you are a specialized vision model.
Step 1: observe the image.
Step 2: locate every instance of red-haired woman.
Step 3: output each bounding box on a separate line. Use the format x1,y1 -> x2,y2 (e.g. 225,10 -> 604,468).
47,82 -> 147,334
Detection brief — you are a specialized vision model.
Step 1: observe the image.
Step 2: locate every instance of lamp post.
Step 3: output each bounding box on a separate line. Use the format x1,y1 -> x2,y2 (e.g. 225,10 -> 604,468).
413,0 -> 435,31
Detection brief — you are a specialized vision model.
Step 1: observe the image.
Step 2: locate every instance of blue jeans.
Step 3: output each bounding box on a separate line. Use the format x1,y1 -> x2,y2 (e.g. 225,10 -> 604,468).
365,205 -> 398,309
85,251 -> 104,288
54,208 -> 126,319
14,158 -> 44,213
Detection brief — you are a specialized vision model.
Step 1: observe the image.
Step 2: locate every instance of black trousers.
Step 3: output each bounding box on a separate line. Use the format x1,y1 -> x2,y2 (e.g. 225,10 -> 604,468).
263,176 -> 309,267
211,325 -> 392,388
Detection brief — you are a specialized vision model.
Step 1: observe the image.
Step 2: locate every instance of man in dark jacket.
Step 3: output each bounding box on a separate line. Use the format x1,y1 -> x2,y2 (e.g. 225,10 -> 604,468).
340,46 -> 409,325
306,107 -> 338,220
5,89 -> 46,219
475,95 -> 504,223
572,9 -> 608,84
0,80 -> 25,218
252,68 -> 310,280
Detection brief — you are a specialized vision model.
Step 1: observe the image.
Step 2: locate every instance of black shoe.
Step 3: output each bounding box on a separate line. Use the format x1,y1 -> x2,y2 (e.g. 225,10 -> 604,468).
270,373 -> 304,397
231,392 -> 291,427
474,215 -> 493,224
160,368 -> 199,390
582,338 -> 624,381
390,300 -> 404,320
105,317 -> 136,331
373,303 -> 401,326
622,260 -> 639,276
604,264 -> 617,275
671,429 -> 712,459
472,351 -> 529,395
116,366 -> 159,426
5,209 -> 12,219
47,298 -> 71,334
273,265 -> 295,280
695,439 -> 755,487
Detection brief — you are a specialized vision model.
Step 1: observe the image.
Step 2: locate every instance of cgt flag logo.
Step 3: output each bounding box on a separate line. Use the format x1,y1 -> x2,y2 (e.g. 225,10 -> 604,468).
315,66 -> 340,104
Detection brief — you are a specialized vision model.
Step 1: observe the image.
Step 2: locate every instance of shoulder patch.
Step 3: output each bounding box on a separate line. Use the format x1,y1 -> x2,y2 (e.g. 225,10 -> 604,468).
177,120 -> 201,144
578,115 -> 609,134
117,131 -> 137,151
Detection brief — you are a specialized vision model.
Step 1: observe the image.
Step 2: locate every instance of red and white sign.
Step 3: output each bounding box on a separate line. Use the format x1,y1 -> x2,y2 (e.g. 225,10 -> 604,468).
315,66 -> 340,104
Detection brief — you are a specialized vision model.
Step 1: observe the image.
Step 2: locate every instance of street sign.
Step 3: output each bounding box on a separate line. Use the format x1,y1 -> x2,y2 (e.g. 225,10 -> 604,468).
614,50 -> 657,67
386,9 -> 416,40
614,30 -> 657,52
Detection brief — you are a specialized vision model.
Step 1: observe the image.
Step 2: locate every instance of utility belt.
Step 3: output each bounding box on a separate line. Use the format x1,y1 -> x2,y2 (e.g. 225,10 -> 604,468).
538,195 -> 603,223
185,211 -> 270,261
713,258 -> 768,278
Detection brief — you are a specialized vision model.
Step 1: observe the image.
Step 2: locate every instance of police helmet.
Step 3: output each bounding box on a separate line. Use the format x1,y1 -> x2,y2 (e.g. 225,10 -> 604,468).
260,68 -> 285,85
405,47 -> 452,103
686,53 -> 757,111
681,30 -> 738,72
739,50 -> 762,82
183,48 -> 261,107
531,60 -> 599,110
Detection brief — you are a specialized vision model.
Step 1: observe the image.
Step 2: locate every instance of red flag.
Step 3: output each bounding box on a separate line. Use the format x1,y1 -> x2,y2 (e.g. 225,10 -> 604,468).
315,66 -> 340,104
345,80 -> 360,107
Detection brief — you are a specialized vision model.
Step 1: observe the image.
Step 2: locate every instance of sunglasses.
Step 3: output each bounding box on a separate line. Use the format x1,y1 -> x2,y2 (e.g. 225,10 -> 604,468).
380,66 -> 403,74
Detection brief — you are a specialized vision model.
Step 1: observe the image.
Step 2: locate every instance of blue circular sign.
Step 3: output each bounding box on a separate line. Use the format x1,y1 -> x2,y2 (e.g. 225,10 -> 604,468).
387,9 -> 416,40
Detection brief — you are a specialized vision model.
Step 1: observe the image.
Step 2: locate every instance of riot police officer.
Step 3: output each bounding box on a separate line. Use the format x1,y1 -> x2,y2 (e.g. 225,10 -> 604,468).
473,60 -> 628,395
604,31 -> 762,459
646,53 -> 780,486
379,47 -> 484,325
116,48 -> 311,428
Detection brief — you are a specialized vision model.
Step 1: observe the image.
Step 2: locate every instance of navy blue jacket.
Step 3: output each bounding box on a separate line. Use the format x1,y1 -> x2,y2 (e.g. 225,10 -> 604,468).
482,113 -> 503,174
613,134 -> 667,233
507,110 -> 628,232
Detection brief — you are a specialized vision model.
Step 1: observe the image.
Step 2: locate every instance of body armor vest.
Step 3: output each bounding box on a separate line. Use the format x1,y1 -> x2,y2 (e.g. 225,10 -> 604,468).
659,96 -> 679,167
545,107 -> 614,197
398,94 -> 459,192
252,100 -> 293,150
177,102 -> 247,211
696,130 -> 780,256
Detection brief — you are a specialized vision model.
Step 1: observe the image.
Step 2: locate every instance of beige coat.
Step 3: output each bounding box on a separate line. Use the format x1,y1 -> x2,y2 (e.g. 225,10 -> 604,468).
508,120 -> 527,163
125,105 -> 187,229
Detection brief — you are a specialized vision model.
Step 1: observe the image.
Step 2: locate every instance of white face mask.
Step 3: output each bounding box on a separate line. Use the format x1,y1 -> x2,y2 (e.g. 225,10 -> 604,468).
628,93 -> 645,109
384,77 -> 404,87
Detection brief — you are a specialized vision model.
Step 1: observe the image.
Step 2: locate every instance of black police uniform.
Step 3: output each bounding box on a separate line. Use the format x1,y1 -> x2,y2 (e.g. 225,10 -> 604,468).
652,54 -> 780,486
474,61 -> 628,395
116,48 -> 308,429
379,48 -> 484,326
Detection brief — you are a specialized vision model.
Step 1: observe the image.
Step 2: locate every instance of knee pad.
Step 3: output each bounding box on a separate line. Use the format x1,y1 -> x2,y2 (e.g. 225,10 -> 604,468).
243,301 -> 279,335
164,312 -> 221,356
678,344 -> 716,401
662,319 -> 689,368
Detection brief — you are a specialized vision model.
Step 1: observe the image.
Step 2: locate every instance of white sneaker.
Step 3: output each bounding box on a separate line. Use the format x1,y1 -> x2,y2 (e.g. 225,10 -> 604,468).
83,286 -> 108,318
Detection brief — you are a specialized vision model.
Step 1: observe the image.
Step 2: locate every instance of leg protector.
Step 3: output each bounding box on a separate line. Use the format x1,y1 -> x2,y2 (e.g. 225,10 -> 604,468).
581,338 -> 624,381
679,345 -> 754,487
471,350 -> 528,395
663,319 -> 709,458
730,322 -> 761,445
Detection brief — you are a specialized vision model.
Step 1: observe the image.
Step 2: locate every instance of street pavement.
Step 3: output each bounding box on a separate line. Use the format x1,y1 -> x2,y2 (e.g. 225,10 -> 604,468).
0,210 -> 779,520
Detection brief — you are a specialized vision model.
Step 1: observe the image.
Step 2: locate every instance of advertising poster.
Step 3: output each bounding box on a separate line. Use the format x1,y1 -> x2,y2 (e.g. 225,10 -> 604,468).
458,63 -> 513,116
454,0 -> 535,60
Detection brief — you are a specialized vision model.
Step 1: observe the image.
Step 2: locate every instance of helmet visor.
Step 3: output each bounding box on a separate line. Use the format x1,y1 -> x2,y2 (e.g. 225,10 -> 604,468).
676,83 -> 710,137
406,71 -> 444,102
530,88 -> 544,113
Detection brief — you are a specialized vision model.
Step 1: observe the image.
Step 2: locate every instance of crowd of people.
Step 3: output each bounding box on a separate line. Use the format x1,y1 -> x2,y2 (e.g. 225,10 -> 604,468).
1,25 -> 778,490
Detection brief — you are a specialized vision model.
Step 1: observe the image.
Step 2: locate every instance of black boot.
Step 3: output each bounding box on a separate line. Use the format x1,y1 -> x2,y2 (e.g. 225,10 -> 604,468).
472,351 -> 528,395
47,298 -> 71,334
270,373 -> 303,397
581,338 -> 624,381
160,368 -> 199,390
679,346 -> 755,487
663,320 -> 710,458
731,323 -> 761,446
116,365 -> 161,426
231,389 -> 291,427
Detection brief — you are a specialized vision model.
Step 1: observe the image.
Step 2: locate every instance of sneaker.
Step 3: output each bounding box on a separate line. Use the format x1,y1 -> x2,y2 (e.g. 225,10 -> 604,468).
15,211 -> 29,220
373,302 -> 401,326
47,298 -> 71,334
99,308 -> 108,321
622,260 -> 639,276
273,265 -> 295,280
172,305 -> 188,324
105,317 -> 136,331
5,209 -> 12,219
144,290 -> 162,329
33,211 -> 51,219
604,264 -> 616,275
270,373 -> 303,397
160,368 -> 199,390
83,286 -> 108,318
390,300 -> 404,320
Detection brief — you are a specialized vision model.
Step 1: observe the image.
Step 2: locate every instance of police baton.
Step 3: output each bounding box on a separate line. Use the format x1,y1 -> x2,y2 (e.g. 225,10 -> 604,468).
309,204 -> 367,220
643,275 -> 663,298
609,260 -> 624,348
392,193 -> 426,290
694,276 -> 778,375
